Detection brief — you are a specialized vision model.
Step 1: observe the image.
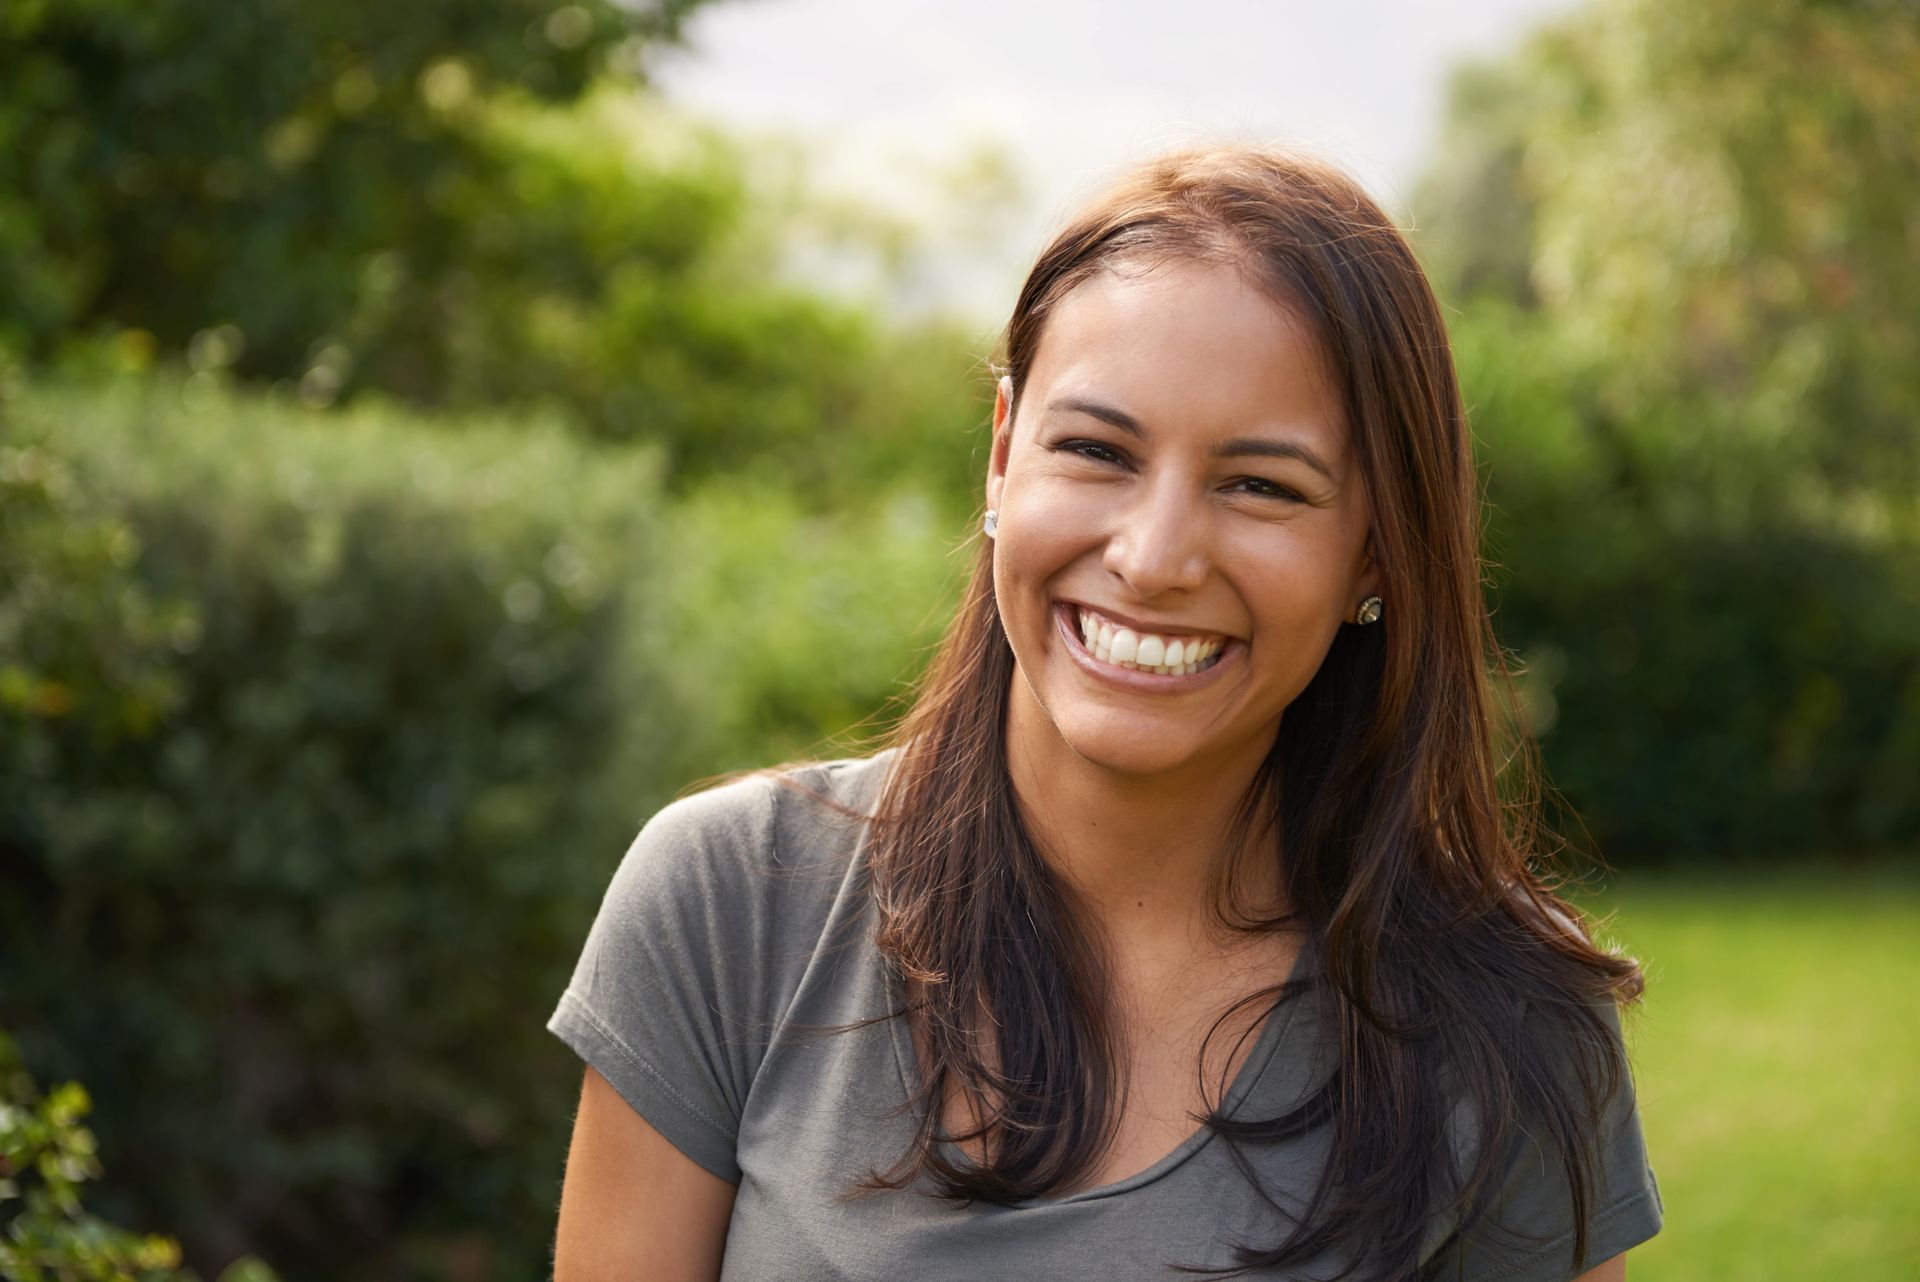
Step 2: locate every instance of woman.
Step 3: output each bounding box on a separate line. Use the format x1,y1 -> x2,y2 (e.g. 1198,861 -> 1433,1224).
547,144 -> 1663,1281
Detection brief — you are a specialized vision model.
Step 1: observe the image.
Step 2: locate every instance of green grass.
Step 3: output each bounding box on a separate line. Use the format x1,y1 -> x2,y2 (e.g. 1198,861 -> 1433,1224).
1574,862 -> 1920,1281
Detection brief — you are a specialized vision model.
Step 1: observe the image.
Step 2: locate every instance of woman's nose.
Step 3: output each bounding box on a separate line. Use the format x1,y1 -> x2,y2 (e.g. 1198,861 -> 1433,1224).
1101,482 -> 1209,597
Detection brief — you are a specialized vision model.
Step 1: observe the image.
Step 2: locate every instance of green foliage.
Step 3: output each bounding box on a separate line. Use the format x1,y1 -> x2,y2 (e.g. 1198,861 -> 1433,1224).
639,474 -> 970,782
1418,0 -> 1920,524
276,84 -> 940,495
0,0 -> 705,359
0,367 -> 966,1277
0,372 -> 673,1279
0,372 -> 191,756
0,1029 -> 278,1281
1456,298 -> 1920,858
1413,0 -> 1920,858
0,0 -> 989,503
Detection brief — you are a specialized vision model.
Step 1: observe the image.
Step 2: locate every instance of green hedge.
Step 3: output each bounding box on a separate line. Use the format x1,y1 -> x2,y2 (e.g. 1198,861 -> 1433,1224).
1455,299 -> 1920,860
0,372 -> 669,1279
0,1028 -> 279,1282
0,0 -> 707,364
0,368 -> 962,1278
0,1 -> 987,505
1412,0 -> 1920,860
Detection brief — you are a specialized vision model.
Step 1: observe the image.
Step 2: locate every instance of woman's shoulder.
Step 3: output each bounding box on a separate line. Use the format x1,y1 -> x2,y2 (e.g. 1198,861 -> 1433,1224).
616,745 -> 898,903
676,742 -> 895,839
550,748 -> 901,1177
770,742 -> 901,839
570,747 -> 900,1012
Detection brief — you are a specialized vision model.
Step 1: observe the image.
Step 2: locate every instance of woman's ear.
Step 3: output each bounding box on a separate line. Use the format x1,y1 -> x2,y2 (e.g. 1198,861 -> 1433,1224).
987,374 -> 1014,515
1356,533 -> 1381,603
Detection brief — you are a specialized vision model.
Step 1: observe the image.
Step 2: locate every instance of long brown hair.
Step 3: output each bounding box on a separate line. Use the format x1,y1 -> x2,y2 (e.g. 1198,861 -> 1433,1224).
747,143 -> 1644,1280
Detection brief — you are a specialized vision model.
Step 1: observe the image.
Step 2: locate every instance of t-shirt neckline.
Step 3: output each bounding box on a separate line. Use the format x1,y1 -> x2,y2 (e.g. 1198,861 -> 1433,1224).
878,913 -> 1317,1211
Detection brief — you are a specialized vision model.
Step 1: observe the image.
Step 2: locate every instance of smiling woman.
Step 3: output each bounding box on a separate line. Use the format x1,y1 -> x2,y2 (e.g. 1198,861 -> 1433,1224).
988,258 -> 1375,788
547,145 -> 1663,1282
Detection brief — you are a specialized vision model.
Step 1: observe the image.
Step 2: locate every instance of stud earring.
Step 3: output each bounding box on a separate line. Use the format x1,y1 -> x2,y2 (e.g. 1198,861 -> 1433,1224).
1353,596 -> 1383,625
983,509 -> 998,539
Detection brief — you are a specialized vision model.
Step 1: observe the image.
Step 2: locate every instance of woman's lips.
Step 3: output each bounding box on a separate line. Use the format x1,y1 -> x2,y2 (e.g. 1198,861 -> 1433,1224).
1052,601 -> 1240,692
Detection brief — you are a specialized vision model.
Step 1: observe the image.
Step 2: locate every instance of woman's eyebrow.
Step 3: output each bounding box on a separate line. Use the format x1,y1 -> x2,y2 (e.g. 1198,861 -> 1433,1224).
1045,395 -> 1339,484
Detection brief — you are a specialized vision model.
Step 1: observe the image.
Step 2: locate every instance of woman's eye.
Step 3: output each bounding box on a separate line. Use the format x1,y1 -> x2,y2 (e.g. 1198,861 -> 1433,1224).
1061,440 -> 1124,465
1234,477 -> 1304,502
1057,443 -> 1303,502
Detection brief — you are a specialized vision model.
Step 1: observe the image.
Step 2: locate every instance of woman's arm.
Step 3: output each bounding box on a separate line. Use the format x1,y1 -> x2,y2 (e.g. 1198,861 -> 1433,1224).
553,1066 -> 738,1282
1573,1252 -> 1628,1281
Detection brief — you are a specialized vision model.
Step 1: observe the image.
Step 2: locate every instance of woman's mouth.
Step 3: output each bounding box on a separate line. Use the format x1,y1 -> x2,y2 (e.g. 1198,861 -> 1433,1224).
1052,602 -> 1240,690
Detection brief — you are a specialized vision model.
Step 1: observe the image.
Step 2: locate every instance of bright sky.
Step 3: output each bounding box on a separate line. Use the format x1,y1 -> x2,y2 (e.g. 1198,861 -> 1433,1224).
649,0 -> 1583,320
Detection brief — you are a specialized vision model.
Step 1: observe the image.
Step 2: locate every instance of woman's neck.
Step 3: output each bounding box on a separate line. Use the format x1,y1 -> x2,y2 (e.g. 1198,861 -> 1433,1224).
1002,680 -> 1289,953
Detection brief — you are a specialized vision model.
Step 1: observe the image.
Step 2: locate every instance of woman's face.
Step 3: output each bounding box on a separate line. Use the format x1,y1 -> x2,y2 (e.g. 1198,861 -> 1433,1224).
987,257 -> 1379,779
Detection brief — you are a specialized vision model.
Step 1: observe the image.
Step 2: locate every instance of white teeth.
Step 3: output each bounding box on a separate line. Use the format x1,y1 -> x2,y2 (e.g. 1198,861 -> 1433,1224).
1067,604 -> 1228,677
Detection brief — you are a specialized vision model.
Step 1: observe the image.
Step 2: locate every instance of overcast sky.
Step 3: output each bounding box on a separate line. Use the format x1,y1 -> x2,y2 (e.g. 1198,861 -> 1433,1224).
649,0 -> 1582,320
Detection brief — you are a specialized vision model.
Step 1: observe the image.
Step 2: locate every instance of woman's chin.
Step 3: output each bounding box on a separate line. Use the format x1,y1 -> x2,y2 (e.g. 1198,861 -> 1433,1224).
1010,655 -> 1241,778
1052,713 -> 1210,779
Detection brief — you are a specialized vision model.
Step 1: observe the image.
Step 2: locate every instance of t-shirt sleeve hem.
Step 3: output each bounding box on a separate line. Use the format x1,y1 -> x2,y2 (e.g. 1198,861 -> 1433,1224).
1459,1180 -> 1664,1282
548,989 -> 743,1185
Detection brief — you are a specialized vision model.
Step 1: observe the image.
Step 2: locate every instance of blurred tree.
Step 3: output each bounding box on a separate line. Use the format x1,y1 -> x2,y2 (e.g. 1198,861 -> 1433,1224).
0,372 -> 672,1280
0,0 -> 710,363
0,0 -> 989,503
1417,0 -> 1920,531
1413,0 -> 1920,858
0,362 -> 973,1279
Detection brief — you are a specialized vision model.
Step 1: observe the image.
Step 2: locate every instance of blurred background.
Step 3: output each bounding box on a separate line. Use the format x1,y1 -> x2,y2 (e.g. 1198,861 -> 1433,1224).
0,0 -> 1913,1278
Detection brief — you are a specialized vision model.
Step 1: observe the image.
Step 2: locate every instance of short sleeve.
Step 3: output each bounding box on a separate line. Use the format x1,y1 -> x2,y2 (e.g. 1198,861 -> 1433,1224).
1420,997 -> 1664,1282
546,774 -> 784,1184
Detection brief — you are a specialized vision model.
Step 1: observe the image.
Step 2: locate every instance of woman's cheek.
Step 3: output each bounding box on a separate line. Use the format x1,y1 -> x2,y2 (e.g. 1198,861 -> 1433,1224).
1016,487 -> 1104,546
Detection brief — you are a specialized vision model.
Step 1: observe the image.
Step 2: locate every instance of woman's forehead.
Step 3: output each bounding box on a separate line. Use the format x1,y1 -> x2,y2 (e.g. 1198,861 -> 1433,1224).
1023,261 -> 1350,456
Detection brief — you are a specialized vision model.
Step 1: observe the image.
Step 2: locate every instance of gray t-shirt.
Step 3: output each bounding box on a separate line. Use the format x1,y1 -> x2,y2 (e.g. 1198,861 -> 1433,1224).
547,748 -> 1663,1280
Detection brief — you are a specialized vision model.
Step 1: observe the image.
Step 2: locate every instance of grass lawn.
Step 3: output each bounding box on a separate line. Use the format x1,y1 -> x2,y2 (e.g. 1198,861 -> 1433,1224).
1575,861 -> 1920,1281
